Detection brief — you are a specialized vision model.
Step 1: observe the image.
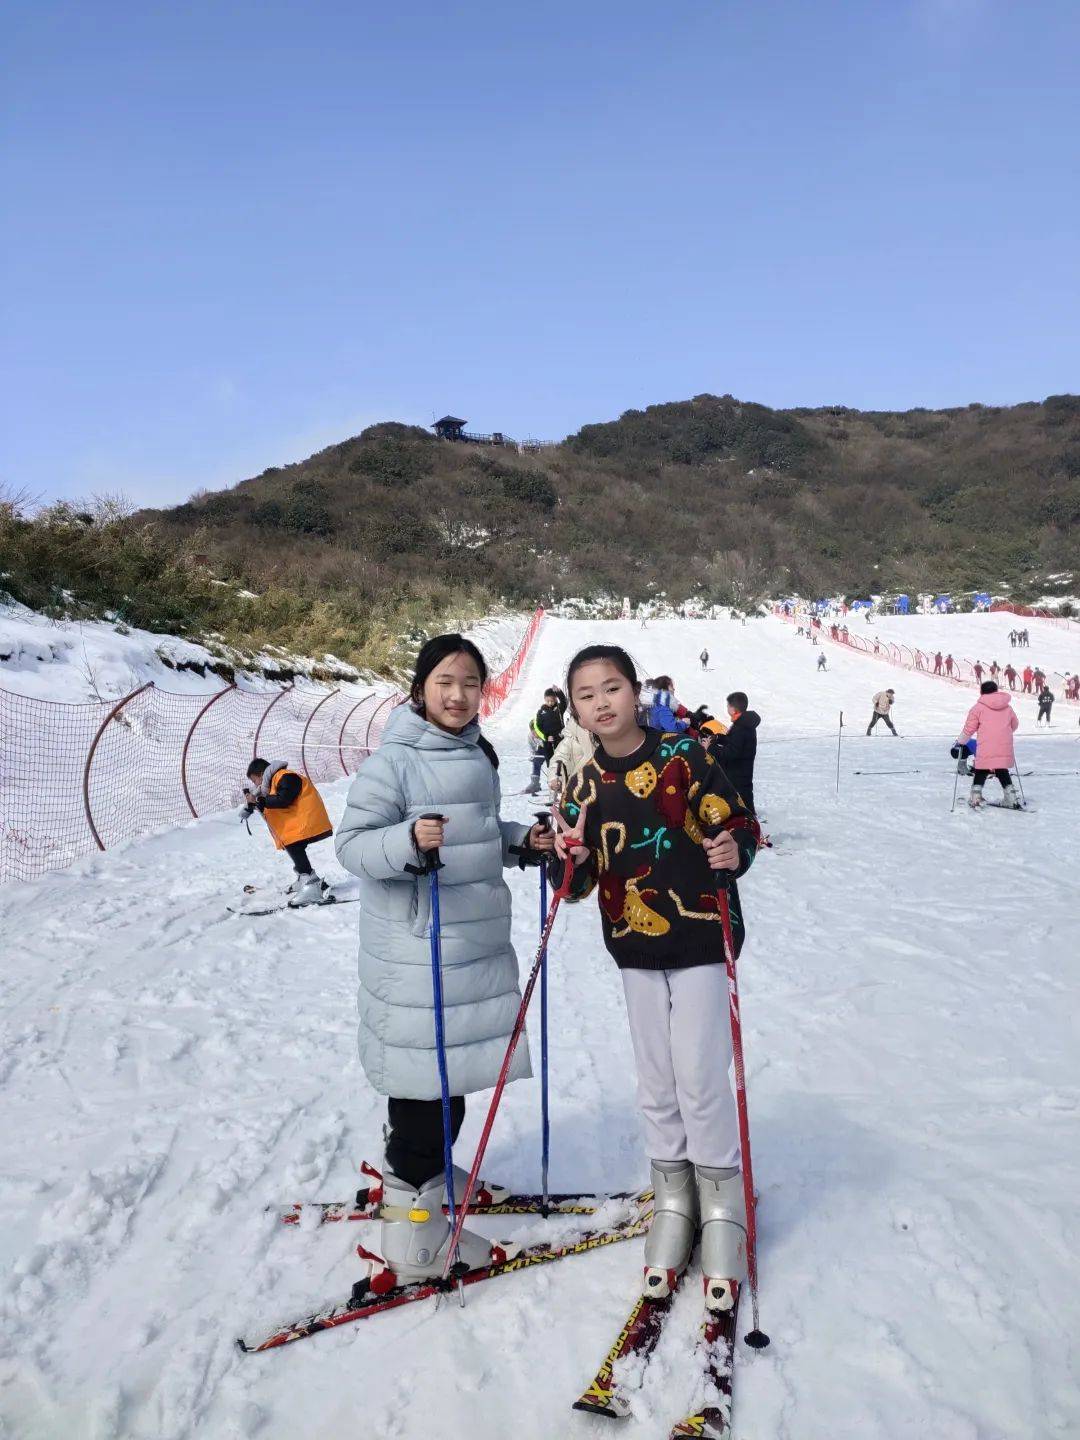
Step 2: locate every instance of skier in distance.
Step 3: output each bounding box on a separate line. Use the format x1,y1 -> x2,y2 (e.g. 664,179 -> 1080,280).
952,681 -> 1020,809
866,688 -> 898,736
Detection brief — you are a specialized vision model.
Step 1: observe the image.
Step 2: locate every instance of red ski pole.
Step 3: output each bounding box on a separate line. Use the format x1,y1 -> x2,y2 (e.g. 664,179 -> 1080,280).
440,853 -> 576,1297
717,886 -> 770,1349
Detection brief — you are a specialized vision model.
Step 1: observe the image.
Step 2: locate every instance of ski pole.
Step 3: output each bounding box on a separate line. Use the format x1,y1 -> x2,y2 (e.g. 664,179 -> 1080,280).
835,711 -> 843,798
441,852 -> 576,1296
716,884 -> 770,1350
536,810 -> 552,1216
1012,767 -> 1027,806
404,816 -> 455,1260
950,763 -> 961,813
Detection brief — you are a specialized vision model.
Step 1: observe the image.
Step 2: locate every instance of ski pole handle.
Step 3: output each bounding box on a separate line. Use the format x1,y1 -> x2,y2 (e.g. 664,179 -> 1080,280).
405,812 -> 446,874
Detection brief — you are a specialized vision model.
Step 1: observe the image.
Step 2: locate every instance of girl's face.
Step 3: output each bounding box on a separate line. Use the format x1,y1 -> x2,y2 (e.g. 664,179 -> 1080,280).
421,651 -> 483,732
570,660 -> 640,743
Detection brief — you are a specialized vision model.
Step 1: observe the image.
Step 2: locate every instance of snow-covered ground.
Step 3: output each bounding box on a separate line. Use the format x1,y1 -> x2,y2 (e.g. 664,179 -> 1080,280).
828,608 -> 1080,689
0,602 -> 531,702
1,615 -> 1078,1439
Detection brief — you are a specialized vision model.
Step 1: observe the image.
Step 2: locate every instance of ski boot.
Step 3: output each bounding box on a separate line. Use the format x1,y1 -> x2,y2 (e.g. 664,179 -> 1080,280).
696,1165 -> 748,1313
642,1160 -> 697,1300
362,1169 -> 514,1292
288,874 -> 330,907
1000,785 -> 1021,810
447,1163 -> 510,1208
968,785 -> 985,809
524,776 -> 542,796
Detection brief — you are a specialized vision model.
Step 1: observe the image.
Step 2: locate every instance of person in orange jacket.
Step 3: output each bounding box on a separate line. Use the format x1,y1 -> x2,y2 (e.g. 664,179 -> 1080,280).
242,757 -> 333,904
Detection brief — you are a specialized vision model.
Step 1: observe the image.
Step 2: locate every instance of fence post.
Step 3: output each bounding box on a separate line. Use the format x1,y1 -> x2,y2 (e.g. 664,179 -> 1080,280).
180,683 -> 235,818
252,684 -> 294,757
364,693 -> 399,750
337,695 -> 373,775
300,688 -> 340,780
83,682 -> 153,852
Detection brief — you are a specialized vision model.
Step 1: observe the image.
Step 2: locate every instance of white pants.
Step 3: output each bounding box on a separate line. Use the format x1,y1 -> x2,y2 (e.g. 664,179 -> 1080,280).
620,965 -> 740,1169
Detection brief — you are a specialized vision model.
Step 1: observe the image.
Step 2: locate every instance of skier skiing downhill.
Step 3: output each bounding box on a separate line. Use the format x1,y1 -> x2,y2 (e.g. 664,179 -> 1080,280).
1037,685 -> 1054,725
551,644 -> 760,1315
334,635 -> 556,1286
700,648 -> 709,671
241,758 -> 334,904
953,681 -> 1021,809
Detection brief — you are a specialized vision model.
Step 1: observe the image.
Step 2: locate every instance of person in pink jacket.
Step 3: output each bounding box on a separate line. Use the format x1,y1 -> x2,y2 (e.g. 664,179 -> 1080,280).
954,682 -> 1021,809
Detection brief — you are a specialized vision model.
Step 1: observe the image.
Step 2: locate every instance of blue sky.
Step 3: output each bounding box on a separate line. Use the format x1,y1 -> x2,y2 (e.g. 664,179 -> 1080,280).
2,0 -> 1078,506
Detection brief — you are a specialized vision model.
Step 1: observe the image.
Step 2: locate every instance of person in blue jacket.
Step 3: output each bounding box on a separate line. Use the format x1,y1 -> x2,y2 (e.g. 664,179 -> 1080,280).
647,675 -> 690,732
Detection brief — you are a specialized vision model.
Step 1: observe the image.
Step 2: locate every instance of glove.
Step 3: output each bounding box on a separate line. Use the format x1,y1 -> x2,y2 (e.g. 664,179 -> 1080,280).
239,802 -> 255,821
949,744 -> 962,759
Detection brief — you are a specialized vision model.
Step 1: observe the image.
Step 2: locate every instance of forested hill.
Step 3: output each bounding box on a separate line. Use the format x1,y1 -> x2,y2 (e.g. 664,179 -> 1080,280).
155,392 -> 1079,608
6,393 -> 1077,676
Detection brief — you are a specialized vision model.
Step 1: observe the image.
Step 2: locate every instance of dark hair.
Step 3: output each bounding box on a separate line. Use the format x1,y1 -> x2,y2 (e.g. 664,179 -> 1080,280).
410,634 -> 488,710
980,680 -> 998,694
247,757 -> 268,778
544,686 -> 568,715
566,645 -> 639,715
652,674 -> 674,691
727,691 -> 748,711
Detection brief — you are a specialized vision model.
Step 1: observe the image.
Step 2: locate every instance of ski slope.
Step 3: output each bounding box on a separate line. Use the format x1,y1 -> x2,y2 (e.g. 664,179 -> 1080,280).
2,614 -> 1078,1440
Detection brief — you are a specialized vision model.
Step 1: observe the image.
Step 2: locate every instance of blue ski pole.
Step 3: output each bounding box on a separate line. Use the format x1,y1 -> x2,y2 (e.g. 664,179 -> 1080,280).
405,815 -> 456,1264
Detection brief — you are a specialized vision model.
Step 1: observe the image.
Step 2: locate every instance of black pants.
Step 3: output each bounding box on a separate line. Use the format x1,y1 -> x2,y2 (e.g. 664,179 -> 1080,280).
867,711 -> 897,735
973,768 -> 1012,790
1038,704 -> 1052,722
284,840 -> 315,876
385,1096 -> 466,1189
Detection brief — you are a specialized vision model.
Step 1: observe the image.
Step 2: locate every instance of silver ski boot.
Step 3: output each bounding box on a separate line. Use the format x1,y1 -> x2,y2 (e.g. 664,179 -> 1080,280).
364,1168 -> 515,1290
1000,785 -> 1021,809
642,1160 -> 697,1299
696,1165 -> 748,1313
968,785 -> 985,809
288,874 -> 329,907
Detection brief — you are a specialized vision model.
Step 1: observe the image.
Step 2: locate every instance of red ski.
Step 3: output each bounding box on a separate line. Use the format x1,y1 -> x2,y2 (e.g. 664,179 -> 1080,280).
239,1202 -> 651,1353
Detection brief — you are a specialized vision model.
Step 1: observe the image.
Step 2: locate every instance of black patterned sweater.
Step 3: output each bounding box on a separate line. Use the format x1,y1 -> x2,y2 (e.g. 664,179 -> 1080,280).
550,728 -> 761,971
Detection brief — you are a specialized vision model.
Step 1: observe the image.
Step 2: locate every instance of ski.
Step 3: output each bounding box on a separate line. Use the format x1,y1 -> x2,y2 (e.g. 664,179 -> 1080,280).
275,1162 -> 651,1225
572,1274 -> 687,1418
669,1287 -> 741,1439
228,883 -> 360,916
238,1206 -> 651,1353
984,802 -> 1035,812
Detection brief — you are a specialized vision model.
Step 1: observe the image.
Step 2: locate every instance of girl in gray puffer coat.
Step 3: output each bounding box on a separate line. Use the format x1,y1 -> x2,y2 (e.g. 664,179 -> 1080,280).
336,633 -> 555,1284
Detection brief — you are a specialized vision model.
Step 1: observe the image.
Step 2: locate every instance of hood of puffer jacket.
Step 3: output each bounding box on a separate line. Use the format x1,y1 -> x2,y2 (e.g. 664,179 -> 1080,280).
978,692 -> 1014,712
258,760 -> 290,796
381,701 -> 484,752
733,710 -> 761,730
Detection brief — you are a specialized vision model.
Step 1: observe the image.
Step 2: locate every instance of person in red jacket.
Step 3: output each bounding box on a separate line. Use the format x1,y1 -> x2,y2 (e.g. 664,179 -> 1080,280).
1004,663 -> 1017,690
1022,666 -> 1034,693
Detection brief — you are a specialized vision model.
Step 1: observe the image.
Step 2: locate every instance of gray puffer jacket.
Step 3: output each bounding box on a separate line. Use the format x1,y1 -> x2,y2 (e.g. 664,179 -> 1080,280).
335,703 -> 533,1100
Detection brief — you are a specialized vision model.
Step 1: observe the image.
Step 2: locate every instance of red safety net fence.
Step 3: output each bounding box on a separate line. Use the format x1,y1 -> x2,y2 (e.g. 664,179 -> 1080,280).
1,608 -> 545,886
773,606 -> 1079,703
480,607 -> 545,718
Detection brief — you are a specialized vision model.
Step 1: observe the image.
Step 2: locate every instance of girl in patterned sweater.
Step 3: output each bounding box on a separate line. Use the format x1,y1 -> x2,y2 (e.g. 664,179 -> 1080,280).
553,644 -> 760,1310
